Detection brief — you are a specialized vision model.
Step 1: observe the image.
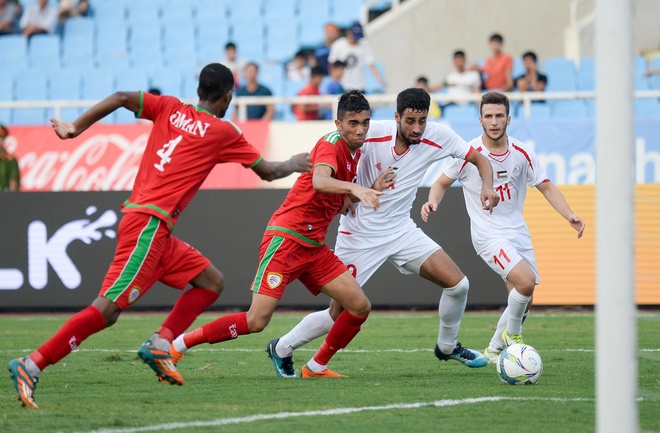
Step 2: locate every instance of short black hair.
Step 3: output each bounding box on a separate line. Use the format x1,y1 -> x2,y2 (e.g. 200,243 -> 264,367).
416,76 -> 429,85
331,60 -> 347,69
337,90 -> 370,120
480,91 -> 510,116
245,62 -> 259,71
197,63 -> 234,103
311,66 -> 325,77
489,33 -> 504,43
522,51 -> 537,63
225,42 -> 236,50
453,50 -> 466,58
147,87 -> 161,96
396,88 -> 430,116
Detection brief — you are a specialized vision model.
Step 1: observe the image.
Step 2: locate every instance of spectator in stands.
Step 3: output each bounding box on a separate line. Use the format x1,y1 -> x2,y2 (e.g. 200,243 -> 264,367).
222,42 -> 248,88
324,60 -> 346,95
58,0 -> 88,26
232,63 -> 275,121
644,67 -> 660,76
19,0 -> 57,37
415,77 -> 441,119
475,33 -> 513,91
328,21 -> 385,93
294,66 -> 325,121
286,50 -> 312,82
0,123 -> 20,192
430,50 -> 482,105
515,51 -> 547,93
314,22 -> 341,75
0,0 -> 20,35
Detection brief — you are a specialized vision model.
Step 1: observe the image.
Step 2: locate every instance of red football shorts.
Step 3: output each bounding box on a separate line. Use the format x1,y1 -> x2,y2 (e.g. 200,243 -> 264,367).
100,212 -> 211,309
250,234 -> 348,299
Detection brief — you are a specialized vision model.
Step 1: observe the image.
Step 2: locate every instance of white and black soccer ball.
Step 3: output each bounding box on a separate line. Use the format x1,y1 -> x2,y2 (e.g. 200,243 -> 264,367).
496,343 -> 543,385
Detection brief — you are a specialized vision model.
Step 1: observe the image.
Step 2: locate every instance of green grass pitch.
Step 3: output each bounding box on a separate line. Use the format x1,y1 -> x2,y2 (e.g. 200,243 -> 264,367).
1,311 -> 659,433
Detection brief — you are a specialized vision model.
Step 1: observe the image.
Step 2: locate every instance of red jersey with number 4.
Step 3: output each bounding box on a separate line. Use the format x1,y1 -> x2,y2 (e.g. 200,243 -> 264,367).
123,91 -> 263,230
266,130 -> 359,246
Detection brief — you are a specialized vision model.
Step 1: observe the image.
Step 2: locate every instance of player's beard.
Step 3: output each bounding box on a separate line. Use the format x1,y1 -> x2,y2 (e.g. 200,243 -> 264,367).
483,124 -> 507,142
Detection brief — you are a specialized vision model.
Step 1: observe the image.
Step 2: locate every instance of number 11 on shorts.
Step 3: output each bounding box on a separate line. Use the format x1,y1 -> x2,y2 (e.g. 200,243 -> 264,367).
493,248 -> 511,270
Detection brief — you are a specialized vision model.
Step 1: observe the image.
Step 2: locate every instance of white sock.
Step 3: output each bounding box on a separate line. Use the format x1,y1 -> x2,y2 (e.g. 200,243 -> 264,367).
506,288 -> 531,335
276,309 -> 334,358
151,333 -> 170,351
172,335 -> 188,353
24,357 -> 41,377
437,276 -> 469,354
305,358 -> 326,373
489,309 -> 508,351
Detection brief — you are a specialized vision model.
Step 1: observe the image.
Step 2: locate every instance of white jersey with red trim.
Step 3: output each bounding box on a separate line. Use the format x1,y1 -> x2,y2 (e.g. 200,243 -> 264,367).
442,134 -> 549,253
338,120 -> 473,236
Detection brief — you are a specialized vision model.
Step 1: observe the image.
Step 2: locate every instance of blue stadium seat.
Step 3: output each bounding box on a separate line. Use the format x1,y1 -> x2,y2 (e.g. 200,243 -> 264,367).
227,0 -> 262,23
114,69 -> 149,123
0,71 -> 15,123
512,56 -> 525,79
82,69 -> 115,122
161,0 -> 193,24
126,0 -> 160,28
149,67 -> 184,96
162,25 -> 197,69
364,61 -> 385,94
371,105 -> 396,120
196,16 -> 230,63
96,20 -> 129,68
262,0 -> 296,23
298,13 -> 327,48
635,98 -> 660,117
231,23 -> 265,62
264,24 -> 298,62
181,70 -> 200,99
90,0 -> 126,22
543,57 -> 577,91
48,69 -> 83,120
530,102 -> 551,118
128,21 -> 164,69
649,56 -> 660,90
0,35 -> 28,72
63,17 -> 95,40
634,55 -> 649,90
13,70 -> 48,125
299,0 -> 330,19
190,0 -> 227,21
259,62 -> 285,96
277,79 -> 306,120
550,100 -> 588,118
28,34 -> 61,69
331,0 -> 362,27
62,34 -> 96,69
577,57 -> 595,91
442,104 -> 480,120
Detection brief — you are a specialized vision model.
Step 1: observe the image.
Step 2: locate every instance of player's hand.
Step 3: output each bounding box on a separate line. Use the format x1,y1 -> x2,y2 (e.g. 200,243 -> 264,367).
291,152 -> 312,173
481,187 -> 500,213
371,167 -> 396,191
341,196 -> 356,217
568,214 -> 585,238
420,202 -> 437,223
352,184 -> 383,210
49,117 -> 78,139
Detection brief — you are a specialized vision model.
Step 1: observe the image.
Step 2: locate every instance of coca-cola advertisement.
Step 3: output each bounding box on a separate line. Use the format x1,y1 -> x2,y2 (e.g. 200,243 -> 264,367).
4,122 -> 271,191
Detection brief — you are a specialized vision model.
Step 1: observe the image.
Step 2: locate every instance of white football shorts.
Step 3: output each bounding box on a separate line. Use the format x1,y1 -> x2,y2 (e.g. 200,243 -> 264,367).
478,238 -> 540,284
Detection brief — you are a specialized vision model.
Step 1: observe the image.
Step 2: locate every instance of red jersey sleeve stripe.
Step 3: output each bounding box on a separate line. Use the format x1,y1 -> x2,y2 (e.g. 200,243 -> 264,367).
420,138 -> 442,148
365,135 -> 392,142
458,146 -> 479,175
512,143 -> 534,171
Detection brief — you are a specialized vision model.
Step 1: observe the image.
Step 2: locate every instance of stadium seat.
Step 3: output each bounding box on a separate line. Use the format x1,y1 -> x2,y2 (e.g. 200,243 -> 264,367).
259,62 -> 285,96
232,23 -> 266,62
196,16 -> 230,64
28,34 -> 61,69
114,69 -> 149,123
62,34 -> 96,70
82,69 -> 114,101
63,17 -> 95,40
162,25 -> 197,69
128,21 -> 164,69
577,57 -> 595,91
13,70 -> 48,125
126,0 -> 160,28
262,0 -> 296,23
365,62 -> 385,94
649,56 -> 660,90
0,71 -> 15,123
48,69 -> 83,120
512,56 -> 525,79
331,0 -> 363,27
634,55 -> 649,90
96,20 -> 129,68
543,57 -> 577,91
264,24 -> 299,62
299,0 -> 330,19
635,98 -> 660,117
0,35 -> 28,72
550,100 -> 588,118
161,0 -> 194,24
227,0 -> 262,23
90,0 -> 126,22
370,105 -> 396,120
442,104 -> 480,120
190,0 -> 227,21
149,67 -> 184,96
298,13 -> 327,48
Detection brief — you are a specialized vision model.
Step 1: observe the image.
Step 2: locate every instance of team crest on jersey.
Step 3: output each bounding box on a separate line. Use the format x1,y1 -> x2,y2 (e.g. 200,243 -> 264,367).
497,170 -> 508,179
128,286 -> 141,304
347,162 -> 352,171
267,272 -> 283,289
375,162 -> 382,171
513,165 -> 522,174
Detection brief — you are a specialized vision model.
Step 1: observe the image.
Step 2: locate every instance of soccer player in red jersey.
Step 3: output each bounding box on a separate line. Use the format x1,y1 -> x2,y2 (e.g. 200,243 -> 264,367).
8,63 -> 312,408
169,90 -> 383,378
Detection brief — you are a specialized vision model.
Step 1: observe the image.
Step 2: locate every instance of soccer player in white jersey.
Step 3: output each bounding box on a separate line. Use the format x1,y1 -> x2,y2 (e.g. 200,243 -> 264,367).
265,88 -> 500,377
422,91 -> 585,363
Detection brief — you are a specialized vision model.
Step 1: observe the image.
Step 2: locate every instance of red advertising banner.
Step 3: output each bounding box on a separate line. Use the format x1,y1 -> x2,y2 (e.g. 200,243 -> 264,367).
4,121 -> 271,191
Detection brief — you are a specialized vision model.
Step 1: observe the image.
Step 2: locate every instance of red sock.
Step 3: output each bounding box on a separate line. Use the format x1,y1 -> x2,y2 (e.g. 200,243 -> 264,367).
30,306 -> 106,370
159,287 -> 219,341
183,312 -> 249,348
313,310 -> 367,366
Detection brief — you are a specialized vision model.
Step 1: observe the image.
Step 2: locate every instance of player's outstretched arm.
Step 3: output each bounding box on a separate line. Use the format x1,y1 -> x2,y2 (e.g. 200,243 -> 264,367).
312,165 -> 382,210
466,149 -> 499,213
252,153 -> 312,181
50,91 -> 141,139
536,181 -> 585,238
422,173 -> 454,223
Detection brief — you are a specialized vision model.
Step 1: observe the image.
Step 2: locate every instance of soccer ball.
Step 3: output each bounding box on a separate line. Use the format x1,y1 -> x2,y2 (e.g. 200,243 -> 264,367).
496,343 -> 543,385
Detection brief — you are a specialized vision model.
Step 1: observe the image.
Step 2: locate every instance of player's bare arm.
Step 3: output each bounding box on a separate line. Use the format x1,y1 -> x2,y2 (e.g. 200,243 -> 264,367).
312,164 -> 382,210
252,153 -> 312,181
421,173 -> 455,222
50,91 -> 141,139
536,181 -> 586,238
466,149 -> 499,213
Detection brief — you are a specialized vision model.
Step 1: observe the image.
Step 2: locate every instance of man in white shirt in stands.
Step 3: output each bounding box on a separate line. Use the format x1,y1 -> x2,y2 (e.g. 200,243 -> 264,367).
328,22 -> 385,93
422,91 -> 585,362
20,0 -> 57,37
430,50 -> 482,106
265,88 -> 500,377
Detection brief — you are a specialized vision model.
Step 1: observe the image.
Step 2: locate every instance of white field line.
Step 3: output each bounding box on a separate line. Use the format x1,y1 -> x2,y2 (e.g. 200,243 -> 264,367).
77,396 -> 599,433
